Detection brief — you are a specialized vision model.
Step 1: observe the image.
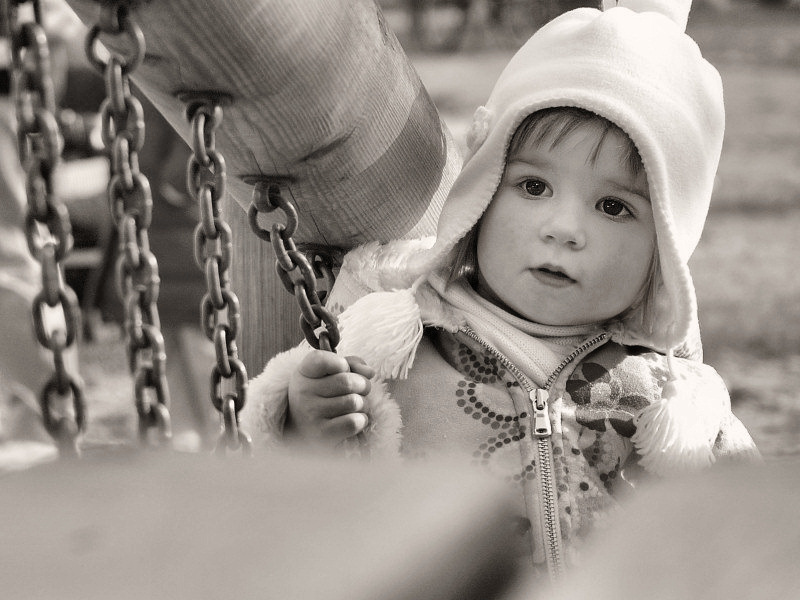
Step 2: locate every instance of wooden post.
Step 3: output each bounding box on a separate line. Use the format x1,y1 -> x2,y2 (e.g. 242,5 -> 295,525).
223,196 -> 305,378
63,0 -> 462,372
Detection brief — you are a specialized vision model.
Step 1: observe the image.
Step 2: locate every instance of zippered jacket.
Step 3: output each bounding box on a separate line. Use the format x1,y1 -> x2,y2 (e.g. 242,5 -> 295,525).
241,238 -> 759,577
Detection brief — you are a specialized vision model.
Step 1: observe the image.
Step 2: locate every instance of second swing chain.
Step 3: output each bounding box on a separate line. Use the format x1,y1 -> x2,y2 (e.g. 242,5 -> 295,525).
186,99 -> 251,455
85,1 -> 172,446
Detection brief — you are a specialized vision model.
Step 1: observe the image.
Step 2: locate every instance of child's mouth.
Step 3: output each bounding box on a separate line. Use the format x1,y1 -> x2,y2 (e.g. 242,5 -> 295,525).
533,266 -> 576,286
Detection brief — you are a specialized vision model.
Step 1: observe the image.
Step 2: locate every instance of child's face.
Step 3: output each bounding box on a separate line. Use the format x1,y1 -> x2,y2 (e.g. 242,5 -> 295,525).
475,125 -> 656,326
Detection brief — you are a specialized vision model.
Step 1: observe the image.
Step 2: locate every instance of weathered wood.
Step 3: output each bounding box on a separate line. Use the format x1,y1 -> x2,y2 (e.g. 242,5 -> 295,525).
224,195 -> 305,376
64,0 -> 459,246
63,0 -> 461,371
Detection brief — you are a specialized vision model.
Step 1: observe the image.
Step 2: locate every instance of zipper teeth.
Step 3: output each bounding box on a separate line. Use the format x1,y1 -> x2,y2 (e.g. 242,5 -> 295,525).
460,325 -> 607,582
537,439 -> 562,577
543,332 -> 608,389
461,326 -> 607,391
461,327 -> 534,392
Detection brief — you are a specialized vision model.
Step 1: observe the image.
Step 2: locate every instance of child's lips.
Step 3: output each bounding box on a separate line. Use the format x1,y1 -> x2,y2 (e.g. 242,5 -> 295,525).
532,265 -> 576,287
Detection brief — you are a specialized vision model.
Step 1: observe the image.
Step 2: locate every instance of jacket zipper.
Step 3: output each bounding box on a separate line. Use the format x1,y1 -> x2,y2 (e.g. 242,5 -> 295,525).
461,326 -> 607,581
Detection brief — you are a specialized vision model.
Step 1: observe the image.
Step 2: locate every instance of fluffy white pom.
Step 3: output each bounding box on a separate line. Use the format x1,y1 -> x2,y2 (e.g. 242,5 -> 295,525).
336,287 -> 423,380
632,374 -> 721,477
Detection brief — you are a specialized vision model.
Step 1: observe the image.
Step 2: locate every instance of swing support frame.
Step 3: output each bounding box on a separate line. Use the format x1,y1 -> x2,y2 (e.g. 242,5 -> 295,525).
4,0 -> 461,454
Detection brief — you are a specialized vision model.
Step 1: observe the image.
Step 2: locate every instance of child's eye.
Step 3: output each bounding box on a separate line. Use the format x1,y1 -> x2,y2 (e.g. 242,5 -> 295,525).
597,197 -> 632,218
521,179 -> 548,196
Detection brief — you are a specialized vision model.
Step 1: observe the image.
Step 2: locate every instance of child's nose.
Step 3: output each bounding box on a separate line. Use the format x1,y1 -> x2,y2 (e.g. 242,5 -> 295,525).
539,208 -> 586,249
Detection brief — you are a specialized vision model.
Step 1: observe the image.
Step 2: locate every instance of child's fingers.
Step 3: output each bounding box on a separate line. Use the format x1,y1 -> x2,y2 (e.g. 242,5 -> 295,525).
298,352 -> 376,384
298,349 -> 351,379
314,393 -> 366,418
306,371 -> 371,399
345,356 -> 376,380
320,412 -> 369,440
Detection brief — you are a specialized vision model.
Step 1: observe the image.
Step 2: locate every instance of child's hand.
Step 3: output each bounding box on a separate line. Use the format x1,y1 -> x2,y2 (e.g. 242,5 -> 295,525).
286,350 -> 376,447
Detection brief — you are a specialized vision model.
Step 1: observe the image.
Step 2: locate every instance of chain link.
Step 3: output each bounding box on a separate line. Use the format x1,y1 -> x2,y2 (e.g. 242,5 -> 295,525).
5,0 -> 85,456
247,183 -> 342,352
186,99 -> 251,455
84,1 -> 172,446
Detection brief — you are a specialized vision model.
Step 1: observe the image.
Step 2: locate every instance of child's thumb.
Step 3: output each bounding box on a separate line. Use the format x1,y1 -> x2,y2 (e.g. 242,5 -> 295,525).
345,356 -> 376,380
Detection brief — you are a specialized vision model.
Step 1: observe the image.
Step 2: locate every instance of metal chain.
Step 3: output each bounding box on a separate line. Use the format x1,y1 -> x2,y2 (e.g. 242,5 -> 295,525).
186,99 -> 251,455
85,2 -> 172,446
306,247 -> 337,306
248,183 -> 341,352
4,0 -> 85,456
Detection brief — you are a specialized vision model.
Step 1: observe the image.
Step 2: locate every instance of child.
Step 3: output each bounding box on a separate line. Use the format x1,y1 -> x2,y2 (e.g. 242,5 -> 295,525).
242,0 -> 760,580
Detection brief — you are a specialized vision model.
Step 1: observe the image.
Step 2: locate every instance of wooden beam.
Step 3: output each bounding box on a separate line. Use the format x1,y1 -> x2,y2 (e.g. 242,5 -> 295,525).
64,0 -> 460,247
62,0 -> 462,372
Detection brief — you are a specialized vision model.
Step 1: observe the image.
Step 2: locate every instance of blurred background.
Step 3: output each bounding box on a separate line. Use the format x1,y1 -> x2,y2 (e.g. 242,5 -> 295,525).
1,0 -> 798,460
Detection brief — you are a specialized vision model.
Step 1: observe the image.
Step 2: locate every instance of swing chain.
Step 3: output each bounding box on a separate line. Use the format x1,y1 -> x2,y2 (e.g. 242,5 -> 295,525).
248,183 -> 341,352
5,0 -> 86,456
85,1 -> 172,445
186,100 -> 251,455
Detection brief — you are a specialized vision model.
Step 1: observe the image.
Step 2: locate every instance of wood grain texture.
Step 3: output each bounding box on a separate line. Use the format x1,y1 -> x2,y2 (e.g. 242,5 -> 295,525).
65,0 -> 461,247
223,195 -> 304,374
63,0 -> 462,370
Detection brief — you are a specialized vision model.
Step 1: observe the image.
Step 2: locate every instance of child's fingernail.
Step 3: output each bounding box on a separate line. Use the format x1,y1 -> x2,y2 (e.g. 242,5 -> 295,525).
355,412 -> 369,431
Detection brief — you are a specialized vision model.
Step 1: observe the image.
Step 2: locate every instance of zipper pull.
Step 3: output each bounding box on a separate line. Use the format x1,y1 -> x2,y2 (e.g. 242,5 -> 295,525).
531,389 -> 551,437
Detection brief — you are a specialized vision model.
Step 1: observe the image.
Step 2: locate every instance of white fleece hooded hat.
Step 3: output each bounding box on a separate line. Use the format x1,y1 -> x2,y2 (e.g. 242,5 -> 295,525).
405,0 -> 724,360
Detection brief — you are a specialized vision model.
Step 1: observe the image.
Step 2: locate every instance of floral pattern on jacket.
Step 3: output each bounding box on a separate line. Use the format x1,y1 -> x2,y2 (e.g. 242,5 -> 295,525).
382,327 -> 758,568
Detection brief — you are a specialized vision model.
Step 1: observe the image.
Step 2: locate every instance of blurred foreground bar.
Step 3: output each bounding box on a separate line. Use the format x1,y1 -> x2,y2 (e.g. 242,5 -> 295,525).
551,460 -> 800,600
2,450 -> 795,599
0,452 -> 525,599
